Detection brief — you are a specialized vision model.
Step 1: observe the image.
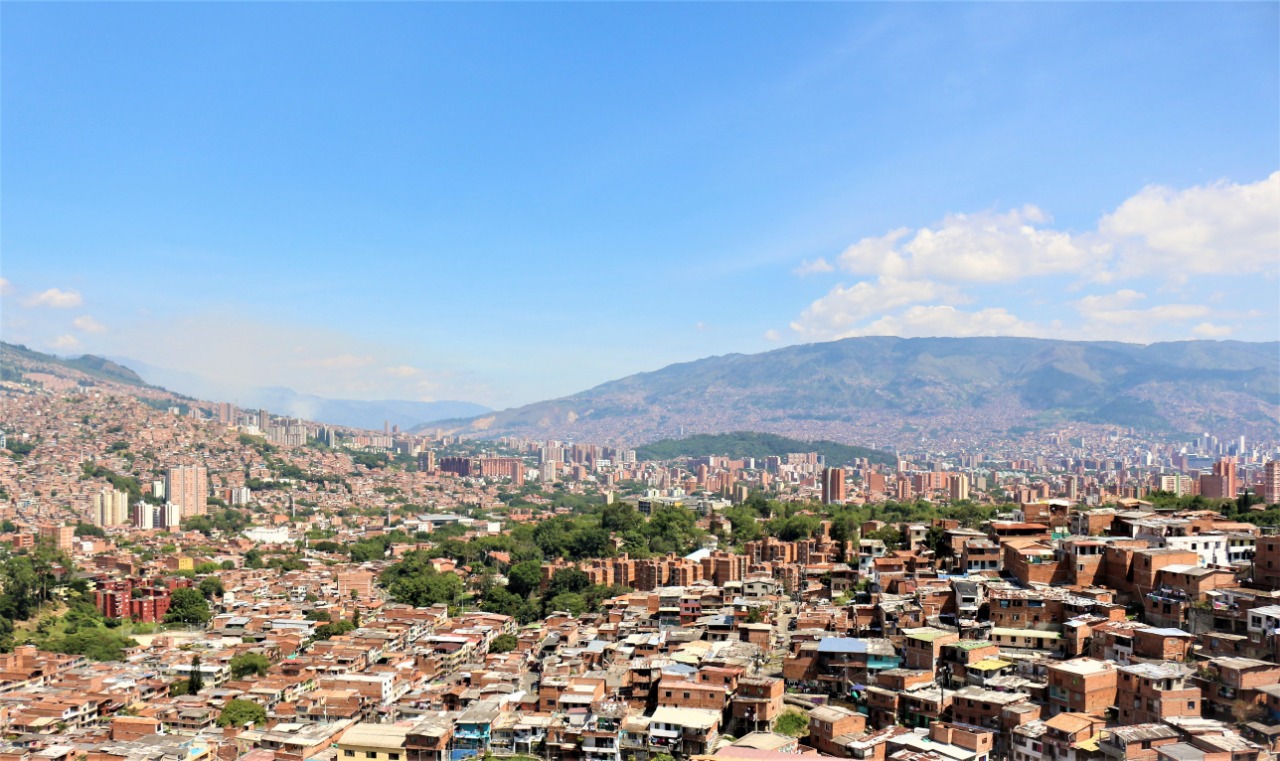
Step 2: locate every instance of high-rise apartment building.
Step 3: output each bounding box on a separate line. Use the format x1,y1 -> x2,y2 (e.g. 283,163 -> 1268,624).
40,525 -> 75,551
1159,474 -> 1195,496
1200,458 -> 1239,500
821,467 -> 847,504
92,488 -> 130,527
1214,458 -> 1238,498
165,465 -> 208,518
161,503 -> 182,530
1264,461 -> 1280,505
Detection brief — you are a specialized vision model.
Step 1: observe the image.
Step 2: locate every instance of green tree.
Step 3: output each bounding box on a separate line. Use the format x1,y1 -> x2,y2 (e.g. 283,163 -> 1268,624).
582,584 -> 632,613
217,699 -> 266,728
546,568 -> 590,598
164,588 -> 212,625
489,633 -> 518,653
724,507 -> 763,543
600,502 -> 644,534
314,620 -> 356,640
198,576 -> 224,600
73,523 -> 105,538
570,527 -> 615,559
766,514 -> 822,541
775,710 -> 810,737
506,560 -> 543,598
229,652 -> 271,679
189,654 -> 204,693
547,592 -> 587,616
645,505 -> 703,554
379,552 -> 464,607
43,629 -> 138,661
925,525 -> 953,559
480,587 -> 524,618
865,525 -> 903,552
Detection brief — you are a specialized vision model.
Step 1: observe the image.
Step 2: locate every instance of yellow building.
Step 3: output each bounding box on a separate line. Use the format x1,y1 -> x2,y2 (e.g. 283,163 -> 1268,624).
337,723 -> 411,761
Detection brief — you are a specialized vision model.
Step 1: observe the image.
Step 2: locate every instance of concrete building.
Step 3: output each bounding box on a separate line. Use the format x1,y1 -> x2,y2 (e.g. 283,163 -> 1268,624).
165,465 -> 208,518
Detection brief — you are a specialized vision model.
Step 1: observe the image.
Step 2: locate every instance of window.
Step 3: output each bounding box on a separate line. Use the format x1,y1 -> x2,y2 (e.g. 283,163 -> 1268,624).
345,752 -> 355,758
367,753 -> 377,759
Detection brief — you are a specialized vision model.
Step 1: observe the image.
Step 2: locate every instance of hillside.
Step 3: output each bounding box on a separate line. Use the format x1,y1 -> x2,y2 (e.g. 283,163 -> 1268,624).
0,342 -> 490,433
103,355 -> 493,432
634,432 -> 895,466
1,343 -> 151,388
426,337 -> 1279,446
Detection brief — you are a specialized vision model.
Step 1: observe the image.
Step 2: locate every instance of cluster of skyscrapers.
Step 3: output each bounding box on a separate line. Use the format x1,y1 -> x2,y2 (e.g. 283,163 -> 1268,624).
90,465 -> 208,530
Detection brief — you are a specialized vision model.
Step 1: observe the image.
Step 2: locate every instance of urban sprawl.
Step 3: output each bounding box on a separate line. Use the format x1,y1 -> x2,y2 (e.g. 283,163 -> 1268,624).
2,366 -> 1280,761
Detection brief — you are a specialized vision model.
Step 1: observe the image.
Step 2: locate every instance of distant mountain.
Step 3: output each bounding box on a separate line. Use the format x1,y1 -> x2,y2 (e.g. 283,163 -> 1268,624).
1,343 -> 151,387
426,337 -> 1279,446
243,387 -> 491,432
634,432 -> 895,466
105,355 -> 490,432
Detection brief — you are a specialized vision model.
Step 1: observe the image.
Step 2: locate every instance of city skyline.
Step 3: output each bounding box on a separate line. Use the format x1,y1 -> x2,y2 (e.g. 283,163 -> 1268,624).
2,3 -> 1277,409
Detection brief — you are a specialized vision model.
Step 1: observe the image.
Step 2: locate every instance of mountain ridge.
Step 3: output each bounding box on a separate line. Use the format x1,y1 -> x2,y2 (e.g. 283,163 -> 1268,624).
101,356 -> 493,432
0,343 -> 491,432
419,336 -> 1279,446
634,432 -> 896,466
0,343 -> 153,388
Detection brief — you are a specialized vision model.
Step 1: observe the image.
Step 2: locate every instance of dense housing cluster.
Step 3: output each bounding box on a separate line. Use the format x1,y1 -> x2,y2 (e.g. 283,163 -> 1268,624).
0,349 -> 1278,761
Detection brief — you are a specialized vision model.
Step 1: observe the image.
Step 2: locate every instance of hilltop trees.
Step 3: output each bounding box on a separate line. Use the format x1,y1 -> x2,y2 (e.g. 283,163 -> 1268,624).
164,588 -> 212,625
229,652 -> 271,679
380,551 -> 463,607
218,699 -> 266,728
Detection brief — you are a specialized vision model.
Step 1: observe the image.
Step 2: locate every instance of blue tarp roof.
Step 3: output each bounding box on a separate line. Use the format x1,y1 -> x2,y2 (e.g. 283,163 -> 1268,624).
817,638 -> 867,654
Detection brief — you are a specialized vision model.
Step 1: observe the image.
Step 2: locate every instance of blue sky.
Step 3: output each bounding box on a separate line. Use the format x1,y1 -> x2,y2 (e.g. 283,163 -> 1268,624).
3,3 -> 1277,409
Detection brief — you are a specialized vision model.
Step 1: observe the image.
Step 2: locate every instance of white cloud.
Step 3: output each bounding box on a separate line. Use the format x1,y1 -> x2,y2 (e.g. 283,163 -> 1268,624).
1073,289 -> 1146,312
72,315 -> 107,333
311,353 -> 374,369
793,257 -> 835,276
821,174 -> 1279,286
1192,322 -> 1234,338
780,173 -> 1279,345
383,365 -> 420,378
836,207 -> 1107,283
0,279 -> 12,297
789,277 -> 963,339
841,306 -> 1044,339
1101,171 -> 1280,277
49,334 -> 81,350
764,329 -> 783,342
1078,302 -> 1211,326
83,312 -> 490,404
22,288 -> 83,308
